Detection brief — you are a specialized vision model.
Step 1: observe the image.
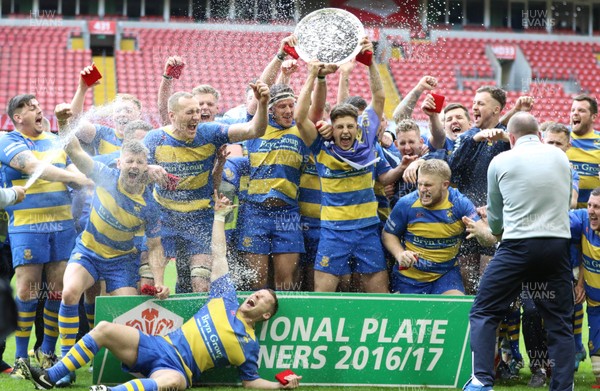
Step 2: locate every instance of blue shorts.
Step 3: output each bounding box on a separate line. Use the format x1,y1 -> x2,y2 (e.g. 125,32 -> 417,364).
161,208 -> 212,258
123,331 -> 188,386
10,228 -> 76,268
391,266 -> 464,294
588,305 -> 600,356
69,242 -> 139,293
237,203 -> 305,254
314,224 -> 386,276
300,225 -> 320,266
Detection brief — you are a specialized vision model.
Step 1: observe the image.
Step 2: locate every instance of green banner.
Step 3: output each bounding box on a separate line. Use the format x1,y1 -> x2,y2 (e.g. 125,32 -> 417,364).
94,293 -> 473,387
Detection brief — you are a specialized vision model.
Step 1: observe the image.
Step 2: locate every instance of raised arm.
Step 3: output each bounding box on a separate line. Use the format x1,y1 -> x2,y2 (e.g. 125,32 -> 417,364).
55,103 -> 95,176
158,56 -> 185,126
70,65 -> 101,144
228,82 -> 270,143
363,38 -> 385,120
260,35 -> 297,87
499,95 -> 534,126
308,70 -> 327,124
392,76 -> 437,122
71,65 -> 99,117
275,59 -> 299,86
421,94 -> 445,150
210,191 -> 236,282
294,62 -> 323,147
337,60 -> 356,105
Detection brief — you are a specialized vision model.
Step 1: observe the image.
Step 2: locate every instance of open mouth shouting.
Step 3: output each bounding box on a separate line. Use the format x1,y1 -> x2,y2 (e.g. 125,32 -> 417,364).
420,192 -> 432,205
35,115 -> 44,128
451,124 -> 462,134
200,112 -> 211,122
590,213 -> 599,230
339,134 -> 353,150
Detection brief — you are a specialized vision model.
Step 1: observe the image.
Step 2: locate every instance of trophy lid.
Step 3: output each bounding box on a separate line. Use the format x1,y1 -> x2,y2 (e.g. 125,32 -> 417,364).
294,8 -> 365,66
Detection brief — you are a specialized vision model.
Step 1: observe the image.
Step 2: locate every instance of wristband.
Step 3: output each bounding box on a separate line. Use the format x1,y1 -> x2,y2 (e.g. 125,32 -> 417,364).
214,215 -> 226,222
317,75 -> 325,80
276,52 -> 286,62
162,74 -> 173,80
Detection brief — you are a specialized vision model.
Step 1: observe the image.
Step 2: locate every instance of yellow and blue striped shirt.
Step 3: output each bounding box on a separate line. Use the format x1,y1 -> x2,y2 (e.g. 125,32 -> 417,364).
245,119 -> 309,206
309,107 -> 385,230
80,162 -> 160,259
298,154 -> 321,228
166,274 -> 260,383
384,188 -> 479,282
92,125 -> 123,156
570,209 -> 600,307
374,143 -> 392,223
567,130 -> 600,208
144,124 -> 230,214
0,131 -> 74,233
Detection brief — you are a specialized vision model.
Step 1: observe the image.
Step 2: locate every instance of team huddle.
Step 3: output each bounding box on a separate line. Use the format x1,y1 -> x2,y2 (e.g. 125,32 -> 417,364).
0,33 -> 599,391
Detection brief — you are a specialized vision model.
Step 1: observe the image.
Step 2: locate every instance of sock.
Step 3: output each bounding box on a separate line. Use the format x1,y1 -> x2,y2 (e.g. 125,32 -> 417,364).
40,298 -> 60,354
497,320 -> 507,359
84,303 -> 95,331
574,302 -> 584,351
14,297 -> 38,359
58,303 -> 80,359
110,379 -> 158,391
506,307 -> 523,362
47,334 -> 98,383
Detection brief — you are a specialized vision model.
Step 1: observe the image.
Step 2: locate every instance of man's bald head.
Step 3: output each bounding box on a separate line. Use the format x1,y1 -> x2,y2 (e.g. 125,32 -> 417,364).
507,112 -> 539,138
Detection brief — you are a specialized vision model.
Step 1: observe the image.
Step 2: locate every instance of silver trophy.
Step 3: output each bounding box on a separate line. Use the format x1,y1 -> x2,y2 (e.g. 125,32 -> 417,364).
294,8 -> 365,65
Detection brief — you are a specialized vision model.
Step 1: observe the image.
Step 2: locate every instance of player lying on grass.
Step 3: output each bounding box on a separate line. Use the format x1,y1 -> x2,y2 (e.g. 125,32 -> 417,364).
17,191 -> 302,391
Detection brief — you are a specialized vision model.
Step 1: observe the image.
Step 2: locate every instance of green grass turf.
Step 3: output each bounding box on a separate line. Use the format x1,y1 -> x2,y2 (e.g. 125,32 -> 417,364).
0,261 -> 596,390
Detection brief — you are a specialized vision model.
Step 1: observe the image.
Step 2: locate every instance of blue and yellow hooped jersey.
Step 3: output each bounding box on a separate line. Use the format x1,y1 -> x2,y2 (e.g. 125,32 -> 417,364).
567,130 -> 600,208
165,274 -> 260,384
79,162 -> 160,259
222,157 -> 250,202
310,138 -> 378,231
373,143 -> 392,222
245,118 -> 309,206
570,209 -> 600,307
0,131 -> 74,233
92,125 -> 123,156
144,124 -> 230,214
298,154 -> 321,227
384,187 -> 479,282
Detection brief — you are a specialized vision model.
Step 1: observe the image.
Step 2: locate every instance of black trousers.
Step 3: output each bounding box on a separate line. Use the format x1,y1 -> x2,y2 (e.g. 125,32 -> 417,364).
469,238 -> 574,391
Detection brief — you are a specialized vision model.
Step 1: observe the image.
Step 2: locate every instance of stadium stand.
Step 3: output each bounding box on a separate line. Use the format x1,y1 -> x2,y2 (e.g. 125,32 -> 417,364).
116,28 -> 373,124
0,26 -> 92,129
0,23 -> 599,129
